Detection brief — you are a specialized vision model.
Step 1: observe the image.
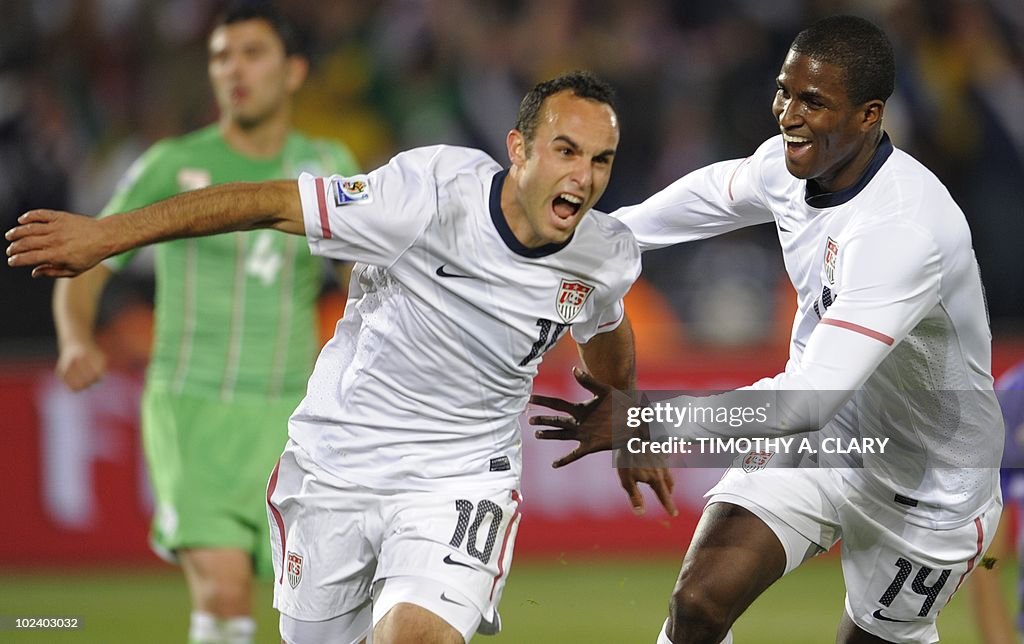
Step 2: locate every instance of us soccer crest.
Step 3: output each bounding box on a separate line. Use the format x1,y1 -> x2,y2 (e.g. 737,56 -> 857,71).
332,175 -> 372,205
556,279 -> 594,323
286,551 -> 303,588
823,237 -> 839,285
741,451 -> 773,473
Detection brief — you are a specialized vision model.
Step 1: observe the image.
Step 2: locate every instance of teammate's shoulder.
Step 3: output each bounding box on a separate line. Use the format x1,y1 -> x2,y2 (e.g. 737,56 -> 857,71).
585,208 -> 635,237
391,145 -> 500,179
755,134 -> 784,159
884,145 -> 949,194
749,135 -> 789,174
579,210 -> 641,254
864,140 -> 960,227
397,144 -> 495,166
721,135 -> 790,190
570,211 -> 641,289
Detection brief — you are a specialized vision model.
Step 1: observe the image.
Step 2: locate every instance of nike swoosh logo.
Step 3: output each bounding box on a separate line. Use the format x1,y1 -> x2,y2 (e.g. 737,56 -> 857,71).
443,554 -> 475,569
440,592 -> 467,607
436,264 -> 472,279
872,609 -> 912,623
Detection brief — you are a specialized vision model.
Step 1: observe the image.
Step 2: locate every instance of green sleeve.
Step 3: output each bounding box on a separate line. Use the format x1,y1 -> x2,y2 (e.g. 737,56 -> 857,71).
100,141 -> 179,271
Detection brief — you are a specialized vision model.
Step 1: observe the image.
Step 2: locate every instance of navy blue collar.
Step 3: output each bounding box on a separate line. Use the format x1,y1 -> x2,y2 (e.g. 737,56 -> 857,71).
804,132 -> 894,208
489,169 -> 573,258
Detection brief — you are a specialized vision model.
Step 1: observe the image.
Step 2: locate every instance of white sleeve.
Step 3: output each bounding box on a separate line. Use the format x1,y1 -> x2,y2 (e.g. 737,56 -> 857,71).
296,148 -> 441,266
612,152 -> 774,252
571,299 -> 625,344
571,231 -> 642,344
652,221 -> 943,440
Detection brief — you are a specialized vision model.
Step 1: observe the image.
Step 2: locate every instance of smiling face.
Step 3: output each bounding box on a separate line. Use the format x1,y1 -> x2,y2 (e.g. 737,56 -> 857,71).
208,18 -> 304,129
503,91 -> 619,248
772,50 -> 884,193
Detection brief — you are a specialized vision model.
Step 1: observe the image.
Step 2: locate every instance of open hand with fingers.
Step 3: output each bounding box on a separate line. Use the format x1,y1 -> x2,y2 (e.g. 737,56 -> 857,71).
530,366 -> 677,516
616,462 -> 677,517
6,210 -> 110,278
529,366 -> 623,466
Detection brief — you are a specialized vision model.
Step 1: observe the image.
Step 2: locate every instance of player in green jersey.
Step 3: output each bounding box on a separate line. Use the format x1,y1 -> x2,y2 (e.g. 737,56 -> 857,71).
50,5 -> 358,643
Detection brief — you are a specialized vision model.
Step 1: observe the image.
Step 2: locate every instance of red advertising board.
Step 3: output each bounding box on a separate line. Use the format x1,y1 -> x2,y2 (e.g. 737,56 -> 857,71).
3,338 -> 1023,566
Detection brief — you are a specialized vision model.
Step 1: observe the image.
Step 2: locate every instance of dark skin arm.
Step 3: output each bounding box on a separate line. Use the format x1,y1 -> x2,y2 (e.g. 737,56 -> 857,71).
531,316 -> 677,517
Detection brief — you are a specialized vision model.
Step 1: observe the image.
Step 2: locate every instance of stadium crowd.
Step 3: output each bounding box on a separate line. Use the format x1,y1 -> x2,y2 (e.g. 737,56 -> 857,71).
2,0 -> 1022,352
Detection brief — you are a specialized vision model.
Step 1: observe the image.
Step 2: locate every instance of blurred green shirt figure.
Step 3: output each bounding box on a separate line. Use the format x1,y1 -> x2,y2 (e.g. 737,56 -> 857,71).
51,5 -> 358,643
102,125 -> 356,400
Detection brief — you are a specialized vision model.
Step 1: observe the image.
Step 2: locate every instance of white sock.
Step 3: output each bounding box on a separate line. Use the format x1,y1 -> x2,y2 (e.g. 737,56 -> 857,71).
222,616 -> 256,644
189,611 -> 222,643
656,619 -> 734,644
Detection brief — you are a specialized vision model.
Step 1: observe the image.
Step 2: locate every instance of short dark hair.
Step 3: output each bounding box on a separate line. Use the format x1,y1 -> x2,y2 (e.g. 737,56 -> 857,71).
514,70 -> 617,149
790,15 -> 894,106
215,2 -> 303,58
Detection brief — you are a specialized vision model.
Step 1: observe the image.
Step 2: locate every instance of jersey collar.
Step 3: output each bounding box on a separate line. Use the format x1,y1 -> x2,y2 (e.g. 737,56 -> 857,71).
489,169 -> 574,258
804,132 -> 894,208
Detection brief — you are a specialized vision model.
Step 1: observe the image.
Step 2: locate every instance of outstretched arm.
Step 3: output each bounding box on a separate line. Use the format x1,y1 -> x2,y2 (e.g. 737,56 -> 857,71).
7,180 -> 302,278
535,220 -> 944,450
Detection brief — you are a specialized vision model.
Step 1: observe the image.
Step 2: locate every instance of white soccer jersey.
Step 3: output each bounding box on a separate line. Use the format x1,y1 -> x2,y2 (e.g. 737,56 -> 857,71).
291,145 -> 639,491
616,133 -> 1002,529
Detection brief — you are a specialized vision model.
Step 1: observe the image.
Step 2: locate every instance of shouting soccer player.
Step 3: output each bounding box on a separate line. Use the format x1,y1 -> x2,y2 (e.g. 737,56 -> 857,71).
531,15 -> 1002,644
7,70 -> 675,644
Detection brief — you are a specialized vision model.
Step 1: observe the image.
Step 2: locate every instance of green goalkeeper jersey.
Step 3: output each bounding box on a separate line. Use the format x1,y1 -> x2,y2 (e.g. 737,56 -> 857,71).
102,125 -> 359,401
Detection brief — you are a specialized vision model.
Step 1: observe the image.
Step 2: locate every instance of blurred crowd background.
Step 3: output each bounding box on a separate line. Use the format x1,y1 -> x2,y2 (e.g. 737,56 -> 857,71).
1,0 -> 1022,360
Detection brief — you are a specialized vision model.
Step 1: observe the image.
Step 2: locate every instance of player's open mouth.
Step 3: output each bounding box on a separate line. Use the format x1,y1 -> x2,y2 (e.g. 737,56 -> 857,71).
552,193 -> 583,220
783,133 -> 812,158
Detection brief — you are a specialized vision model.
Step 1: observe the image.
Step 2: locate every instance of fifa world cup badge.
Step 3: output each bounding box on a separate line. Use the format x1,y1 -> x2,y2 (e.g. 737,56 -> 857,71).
332,175 -> 372,205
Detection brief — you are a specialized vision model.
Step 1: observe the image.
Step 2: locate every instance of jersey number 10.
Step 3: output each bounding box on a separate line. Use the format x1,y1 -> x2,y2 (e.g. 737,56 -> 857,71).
449,499 -> 504,565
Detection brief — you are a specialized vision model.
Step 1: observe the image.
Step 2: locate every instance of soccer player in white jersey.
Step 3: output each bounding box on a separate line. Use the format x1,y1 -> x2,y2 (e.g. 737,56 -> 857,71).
7,71 -> 676,644
530,16 -> 1003,644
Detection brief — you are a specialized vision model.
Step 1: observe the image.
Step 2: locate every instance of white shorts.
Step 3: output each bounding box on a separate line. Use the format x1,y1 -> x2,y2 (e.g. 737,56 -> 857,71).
267,440 -> 521,641
707,467 -> 1000,643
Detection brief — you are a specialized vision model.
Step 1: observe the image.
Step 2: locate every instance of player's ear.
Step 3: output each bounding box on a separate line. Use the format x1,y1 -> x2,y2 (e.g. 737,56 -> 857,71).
507,129 -> 527,168
286,55 -> 309,93
860,99 -> 884,131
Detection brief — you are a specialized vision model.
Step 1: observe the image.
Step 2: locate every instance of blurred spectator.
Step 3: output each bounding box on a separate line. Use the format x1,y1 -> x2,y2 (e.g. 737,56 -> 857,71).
0,2 -> 69,348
